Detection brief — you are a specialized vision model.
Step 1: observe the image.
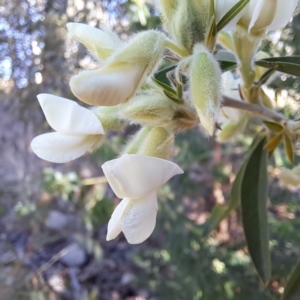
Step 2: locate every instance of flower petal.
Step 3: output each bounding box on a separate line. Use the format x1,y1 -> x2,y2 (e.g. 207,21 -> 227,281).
267,0 -> 297,31
31,132 -> 100,163
37,94 -> 104,135
121,191 -> 158,244
102,154 -> 184,199
106,198 -> 130,241
248,0 -> 267,31
70,63 -> 146,106
215,0 -> 245,30
278,168 -> 300,187
66,23 -> 120,61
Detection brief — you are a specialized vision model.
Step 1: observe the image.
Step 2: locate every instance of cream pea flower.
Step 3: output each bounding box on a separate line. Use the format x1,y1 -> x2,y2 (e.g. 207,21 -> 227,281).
278,165 -> 300,188
31,94 -> 104,163
69,30 -> 165,107
66,22 -> 121,61
102,154 -> 183,244
215,0 -> 244,30
237,0 -> 297,32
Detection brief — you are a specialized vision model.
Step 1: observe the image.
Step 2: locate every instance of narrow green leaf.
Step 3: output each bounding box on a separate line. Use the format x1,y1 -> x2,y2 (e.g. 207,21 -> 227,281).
203,135 -> 264,236
241,137 -> 271,285
216,0 -> 250,32
263,121 -> 284,132
163,90 -> 184,104
255,56 -> 300,77
265,132 -> 283,152
154,65 -> 176,85
205,15 -> 217,50
215,50 -> 237,72
203,204 -> 229,235
152,77 -> 177,95
281,259 -> 300,300
255,67 -> 277,86
219,60 -> 237,73
284,134 -> 294,165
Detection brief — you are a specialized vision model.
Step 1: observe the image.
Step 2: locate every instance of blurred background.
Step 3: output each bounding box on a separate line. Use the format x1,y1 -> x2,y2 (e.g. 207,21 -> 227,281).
1,0 -> 300,299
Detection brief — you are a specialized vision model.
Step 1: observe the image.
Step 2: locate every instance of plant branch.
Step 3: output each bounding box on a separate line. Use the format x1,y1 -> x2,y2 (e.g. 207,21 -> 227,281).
222,96 -> 287,123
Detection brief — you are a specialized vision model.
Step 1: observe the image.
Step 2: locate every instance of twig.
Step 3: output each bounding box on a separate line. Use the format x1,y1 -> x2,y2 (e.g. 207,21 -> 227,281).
222,96 -> 287,123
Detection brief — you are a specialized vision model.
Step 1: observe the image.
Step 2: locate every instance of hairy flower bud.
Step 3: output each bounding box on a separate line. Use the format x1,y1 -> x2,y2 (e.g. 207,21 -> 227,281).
190,45 -> 222,135
70,30 -> 165,106
93,106 -> 121,131
121,94 -> 174,126
123,127 -> 152,155
155,0 -> 178,25
138,127 -> 174,159
66,23 -> 121,61
164,0 -> 210,53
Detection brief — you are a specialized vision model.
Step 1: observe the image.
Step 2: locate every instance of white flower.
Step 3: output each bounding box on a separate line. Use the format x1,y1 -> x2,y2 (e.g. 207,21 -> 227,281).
215,0 -> 244,30
66,23 -> 121,61
31,94 -> 104,163
102,154 -> 183,244
69,30 -> 165,107
278,165 -> 300,187
237,0 -> 297,32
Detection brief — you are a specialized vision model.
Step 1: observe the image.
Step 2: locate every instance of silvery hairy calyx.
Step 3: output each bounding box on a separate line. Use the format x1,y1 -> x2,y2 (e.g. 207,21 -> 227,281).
31,0 -> 300,285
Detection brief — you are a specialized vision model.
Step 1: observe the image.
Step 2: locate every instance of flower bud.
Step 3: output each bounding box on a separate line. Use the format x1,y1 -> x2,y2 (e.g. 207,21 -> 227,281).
93,106 -> 121,131
70,30 -> 165,106
171,0 -> 210,53
66,23 -> 120,61
190,45 -> 222,135
138,127 -> 174,159
121,94 -> 174,126
155,0 -> 178,25
123,127 -> 152,155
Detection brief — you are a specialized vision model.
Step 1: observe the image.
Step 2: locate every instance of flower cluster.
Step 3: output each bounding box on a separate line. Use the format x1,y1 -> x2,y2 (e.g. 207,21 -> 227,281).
31,0 -> 298,244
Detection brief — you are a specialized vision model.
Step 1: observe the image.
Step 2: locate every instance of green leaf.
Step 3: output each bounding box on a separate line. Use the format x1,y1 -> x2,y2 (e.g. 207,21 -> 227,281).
255,67 -> 277,86
281,259 -> 300,300
215,50 -> 237,72
216,0 -> 250,32
152,77 -> 177,96
255,56 -> 300,77
163,90 -> 184,104
203,204 -> 229,235
203,135 -> 264,236
241,136 -> 271,285
265,132 -> 283,152
154,65 -> 176,85
284,134 -> 294,165
219,60 -> 238,73
263,121 -> 283,132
